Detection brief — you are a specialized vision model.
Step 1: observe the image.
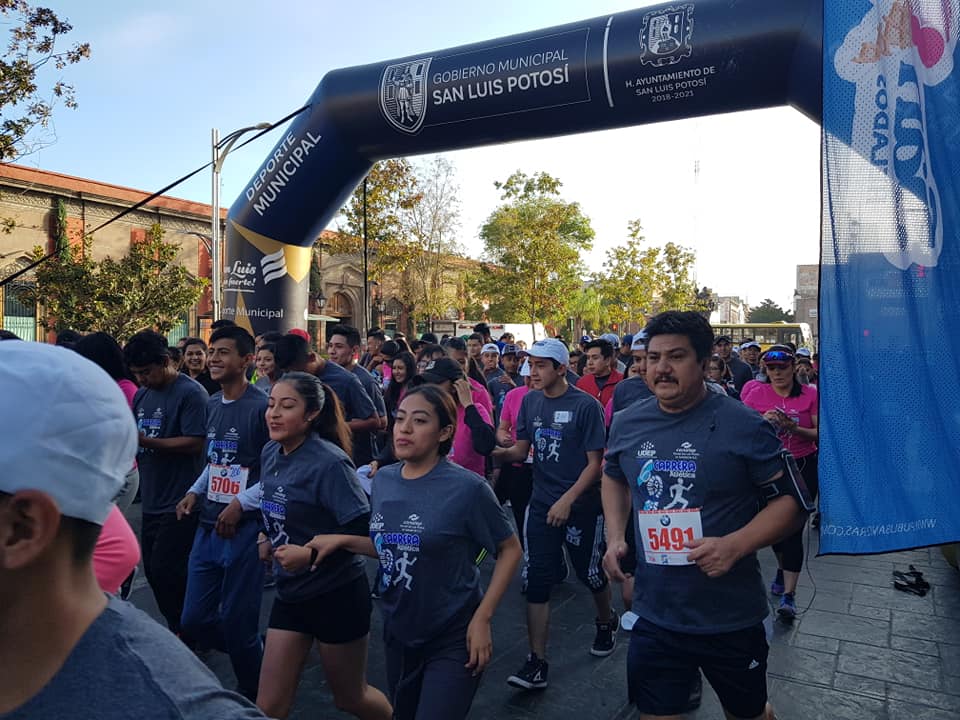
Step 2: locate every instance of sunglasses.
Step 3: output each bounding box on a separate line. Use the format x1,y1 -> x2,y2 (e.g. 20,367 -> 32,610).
765,363 -> 791,370
762,350 -> 794,364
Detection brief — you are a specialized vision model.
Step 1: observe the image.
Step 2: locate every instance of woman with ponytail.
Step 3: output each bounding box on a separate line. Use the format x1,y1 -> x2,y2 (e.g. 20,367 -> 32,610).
256,372 -> 391,720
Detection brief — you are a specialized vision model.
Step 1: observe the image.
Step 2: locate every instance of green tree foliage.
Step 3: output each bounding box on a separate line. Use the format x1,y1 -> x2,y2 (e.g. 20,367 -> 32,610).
332,158 -> 423,276
17,223 -> 205,341
566,286 -> 609,339
473,171 -> 594,334
747,298 -> 794,323
0,1 -> 91,161
593,220 -> 659,330
593,219 -> 710,328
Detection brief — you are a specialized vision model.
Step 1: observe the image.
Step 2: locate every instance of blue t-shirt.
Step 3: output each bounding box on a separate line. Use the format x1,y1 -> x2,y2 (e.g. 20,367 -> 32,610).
610,376 -> 654,415
350,364 -> 387,466
134,374 -> 208,514
487,370 -> 520,417
260,435 -> 369,601
0,596 -> 266,719
316,360 -> 376,423
517,384 -> 606,510
371,459 -> 515,647
200,384 -> 270,527
605,391 -> 785,634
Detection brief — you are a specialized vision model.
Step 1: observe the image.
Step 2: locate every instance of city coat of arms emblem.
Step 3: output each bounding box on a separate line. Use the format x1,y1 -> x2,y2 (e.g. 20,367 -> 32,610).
380,57 -> 433,134
639,5 -> 695,68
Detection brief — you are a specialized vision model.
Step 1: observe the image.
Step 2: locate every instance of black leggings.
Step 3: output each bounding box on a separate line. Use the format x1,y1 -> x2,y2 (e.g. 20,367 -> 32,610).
773,452 -> 819,573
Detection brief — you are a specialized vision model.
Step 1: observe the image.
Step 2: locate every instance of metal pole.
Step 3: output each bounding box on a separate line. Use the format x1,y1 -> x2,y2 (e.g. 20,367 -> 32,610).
362,177 -> 369,334
211,128 -> 221,322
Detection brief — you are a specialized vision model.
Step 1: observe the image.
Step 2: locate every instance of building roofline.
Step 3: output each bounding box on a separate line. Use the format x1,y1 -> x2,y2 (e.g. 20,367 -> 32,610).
0,163 -> 224,220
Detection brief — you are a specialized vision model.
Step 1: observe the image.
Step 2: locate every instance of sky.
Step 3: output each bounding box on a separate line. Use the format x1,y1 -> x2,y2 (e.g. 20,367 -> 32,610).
25,0 -> 821,312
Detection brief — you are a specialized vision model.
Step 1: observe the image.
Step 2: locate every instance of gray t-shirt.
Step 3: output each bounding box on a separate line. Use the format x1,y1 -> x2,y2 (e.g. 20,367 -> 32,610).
260,435 -> 369,601
200,384 -> 270,527
350,364 -> 387,466
0,596 -> 266,720
371,459 -> 515,647
315,361 -> 377,466
134,374 -> 208,514
610,376 -> 654,415
517,384 -> 606,510
605,391 -> 784,634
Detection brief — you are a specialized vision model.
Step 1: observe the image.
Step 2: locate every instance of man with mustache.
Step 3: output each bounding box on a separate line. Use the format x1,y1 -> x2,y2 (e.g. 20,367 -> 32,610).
601,311 -> 810,720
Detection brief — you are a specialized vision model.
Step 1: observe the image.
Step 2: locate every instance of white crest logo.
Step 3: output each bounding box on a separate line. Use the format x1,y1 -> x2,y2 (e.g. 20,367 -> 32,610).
260,248 -> 287,285
639,4 -> 695,68
380,58 -> 433,134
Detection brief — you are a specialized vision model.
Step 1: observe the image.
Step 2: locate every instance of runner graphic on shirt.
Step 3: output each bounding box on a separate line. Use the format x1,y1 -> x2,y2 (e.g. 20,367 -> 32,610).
663,479 -> 694,510
393,551 -> 417,590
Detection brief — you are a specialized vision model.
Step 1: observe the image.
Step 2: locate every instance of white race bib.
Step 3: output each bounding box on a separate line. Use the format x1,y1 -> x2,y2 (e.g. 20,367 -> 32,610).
207,464 -> 249,504
636,508 -> 703,566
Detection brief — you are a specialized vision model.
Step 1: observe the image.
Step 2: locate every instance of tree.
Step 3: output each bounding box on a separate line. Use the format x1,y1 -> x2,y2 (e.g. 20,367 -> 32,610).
565,286 -> 609,339
473,171 -> 594,336
401,157 -> 462,325
333,158 -> 423,276
17,223 -> 206,341
748,298 -> 794,323
0,2 -> 91,161
655,241 -> 706,313
593,219 -> 659,330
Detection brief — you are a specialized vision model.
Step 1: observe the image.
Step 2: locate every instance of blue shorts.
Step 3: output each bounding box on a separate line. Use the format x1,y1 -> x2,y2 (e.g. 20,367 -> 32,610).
627,615 -> 768,718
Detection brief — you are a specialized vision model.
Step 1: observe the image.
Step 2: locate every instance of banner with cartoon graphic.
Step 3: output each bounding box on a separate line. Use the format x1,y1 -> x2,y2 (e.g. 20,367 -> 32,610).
820,0 -> 960,553
224,0 -> 821,335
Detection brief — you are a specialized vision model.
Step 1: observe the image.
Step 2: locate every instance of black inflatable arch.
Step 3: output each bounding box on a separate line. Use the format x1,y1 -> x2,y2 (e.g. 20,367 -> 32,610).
224,0 -> 822,335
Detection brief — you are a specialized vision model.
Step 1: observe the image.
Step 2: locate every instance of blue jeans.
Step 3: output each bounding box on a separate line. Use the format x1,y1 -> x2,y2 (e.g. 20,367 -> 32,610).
181,520 -> 264,698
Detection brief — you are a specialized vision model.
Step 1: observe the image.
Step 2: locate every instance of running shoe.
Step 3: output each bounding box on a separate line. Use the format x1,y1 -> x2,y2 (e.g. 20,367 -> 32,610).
770,569 -> 785,596
507,653 -> 549,690
778,593 -> 797,620
591,611 -> 619,657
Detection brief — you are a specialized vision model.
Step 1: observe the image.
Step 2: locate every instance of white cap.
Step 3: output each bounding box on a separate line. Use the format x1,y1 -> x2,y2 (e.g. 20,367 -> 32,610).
740,340 -> 761,351
481,343 -> 501,355
527,338 -> 569,366
630,332 -> 648,352
0,342 -> 137,524
519,358 -> 531,377
600,333 -> 620,346
796,347 -> 812,358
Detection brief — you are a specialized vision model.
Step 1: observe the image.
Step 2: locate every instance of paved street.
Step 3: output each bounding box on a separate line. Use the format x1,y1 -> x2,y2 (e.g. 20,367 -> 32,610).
123,507 -> 960,719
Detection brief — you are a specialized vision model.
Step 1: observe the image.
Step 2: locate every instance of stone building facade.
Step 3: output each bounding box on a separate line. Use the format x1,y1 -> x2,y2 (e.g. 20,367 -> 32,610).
0,164 -> 478,344
0,164 -> 216,342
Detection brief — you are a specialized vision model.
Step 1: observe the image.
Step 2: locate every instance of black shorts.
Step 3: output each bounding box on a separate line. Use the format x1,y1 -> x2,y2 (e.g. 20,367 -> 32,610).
627,615 -> 769,718
268,574 -> 371,644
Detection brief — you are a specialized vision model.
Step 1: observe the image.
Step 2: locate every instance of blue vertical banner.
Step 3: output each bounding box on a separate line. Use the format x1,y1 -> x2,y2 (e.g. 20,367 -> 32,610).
821,0 -> 960,553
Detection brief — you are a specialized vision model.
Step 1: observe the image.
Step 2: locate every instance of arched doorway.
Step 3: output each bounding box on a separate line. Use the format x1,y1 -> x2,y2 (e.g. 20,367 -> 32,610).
329,291 -> 354,327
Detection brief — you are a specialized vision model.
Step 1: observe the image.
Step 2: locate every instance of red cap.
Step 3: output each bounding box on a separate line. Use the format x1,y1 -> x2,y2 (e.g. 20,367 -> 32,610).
288,328 -> 310,341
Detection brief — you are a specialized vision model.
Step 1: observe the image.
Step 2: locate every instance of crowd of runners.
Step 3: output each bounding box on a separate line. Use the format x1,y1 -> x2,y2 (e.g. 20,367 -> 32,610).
0,312 -> 817,720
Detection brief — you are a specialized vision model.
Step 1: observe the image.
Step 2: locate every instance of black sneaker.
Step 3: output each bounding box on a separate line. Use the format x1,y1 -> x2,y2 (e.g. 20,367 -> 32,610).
507,653 -> 549,690
591,611 -> 619,657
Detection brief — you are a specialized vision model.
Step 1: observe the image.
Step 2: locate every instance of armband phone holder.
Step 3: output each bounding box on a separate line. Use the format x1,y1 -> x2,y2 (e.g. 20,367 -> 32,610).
781,450 -> 816,512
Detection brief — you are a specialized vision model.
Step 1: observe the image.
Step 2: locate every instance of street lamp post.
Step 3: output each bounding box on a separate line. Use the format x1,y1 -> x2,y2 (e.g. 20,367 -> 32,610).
211,123 -> 270,321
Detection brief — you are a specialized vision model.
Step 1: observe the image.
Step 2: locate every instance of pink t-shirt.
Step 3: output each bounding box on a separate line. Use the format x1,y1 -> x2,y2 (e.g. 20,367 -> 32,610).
117,378 -> 138,469
468,377 -> 494,416
447,402 -> 493,477
743,383 -> 819,458
93,505 -> 141,595
500,385 -> 532,466
117,378 -> 138,408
